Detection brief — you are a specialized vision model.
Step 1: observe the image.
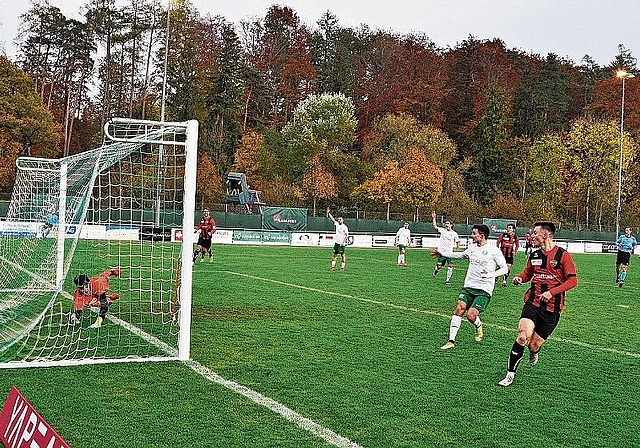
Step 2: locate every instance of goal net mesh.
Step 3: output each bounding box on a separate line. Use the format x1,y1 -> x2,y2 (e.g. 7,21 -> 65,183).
0,118 -> 197,367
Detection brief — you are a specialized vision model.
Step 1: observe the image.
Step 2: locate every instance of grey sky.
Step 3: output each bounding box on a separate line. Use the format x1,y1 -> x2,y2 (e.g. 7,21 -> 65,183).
1,0 -> 638,66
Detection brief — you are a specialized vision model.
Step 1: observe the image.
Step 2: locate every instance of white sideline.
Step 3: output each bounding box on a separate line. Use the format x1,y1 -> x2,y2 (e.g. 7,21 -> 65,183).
220,270 -> 640,360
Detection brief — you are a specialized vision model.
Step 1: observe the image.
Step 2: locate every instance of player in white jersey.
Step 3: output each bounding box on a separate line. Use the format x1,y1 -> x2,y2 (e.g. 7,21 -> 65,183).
432,224 -> 508,350
395,221 -> 411,266
327,208 -> 349,271
431,211 -> 460,283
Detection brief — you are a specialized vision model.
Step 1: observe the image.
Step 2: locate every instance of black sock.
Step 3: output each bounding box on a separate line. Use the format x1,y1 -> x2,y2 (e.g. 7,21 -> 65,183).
507,341 -> 525,373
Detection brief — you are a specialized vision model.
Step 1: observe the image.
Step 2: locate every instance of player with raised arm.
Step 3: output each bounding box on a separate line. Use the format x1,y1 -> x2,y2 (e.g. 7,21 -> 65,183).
193,208 -> 216,263
431,211 -> 460,284
395,221 -> 411,267
71,268 -> 121,328
327,208 -> 349,271
434,224 -> 508,349
498,221 -> 578,387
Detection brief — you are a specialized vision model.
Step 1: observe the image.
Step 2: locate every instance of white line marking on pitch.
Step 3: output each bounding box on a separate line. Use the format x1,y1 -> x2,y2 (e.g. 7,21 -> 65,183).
220,270 -> 640,360
111,314 -> 363,447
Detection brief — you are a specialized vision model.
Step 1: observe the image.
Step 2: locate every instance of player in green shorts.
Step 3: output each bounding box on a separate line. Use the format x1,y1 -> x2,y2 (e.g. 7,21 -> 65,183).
432,224 -> 507,349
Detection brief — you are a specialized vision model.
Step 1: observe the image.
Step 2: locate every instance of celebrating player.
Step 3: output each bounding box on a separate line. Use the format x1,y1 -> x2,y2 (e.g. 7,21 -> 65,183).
496,223 -> 519,287
431,211 -> 460,284
328,208 -> 349,271
498,222 -> 578,387
193,208 -> 216,263
71,268 -> 121,328
395,221 -> 411,267
434,224 -> 508,349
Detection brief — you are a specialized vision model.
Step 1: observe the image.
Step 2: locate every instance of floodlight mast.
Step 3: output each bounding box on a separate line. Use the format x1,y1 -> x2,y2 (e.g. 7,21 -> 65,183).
615,69 -> 634,238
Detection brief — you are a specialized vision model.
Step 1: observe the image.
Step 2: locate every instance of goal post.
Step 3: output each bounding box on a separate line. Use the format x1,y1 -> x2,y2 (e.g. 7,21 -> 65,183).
0,118 -> 198,368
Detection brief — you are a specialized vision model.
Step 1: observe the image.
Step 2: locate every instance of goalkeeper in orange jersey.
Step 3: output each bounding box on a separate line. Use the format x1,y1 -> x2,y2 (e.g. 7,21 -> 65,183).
70,268 -> 121,328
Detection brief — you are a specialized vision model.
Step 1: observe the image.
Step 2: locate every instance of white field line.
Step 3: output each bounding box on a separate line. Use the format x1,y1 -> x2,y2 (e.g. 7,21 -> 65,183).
110,300 -> 364,447
219,270 -> 640,360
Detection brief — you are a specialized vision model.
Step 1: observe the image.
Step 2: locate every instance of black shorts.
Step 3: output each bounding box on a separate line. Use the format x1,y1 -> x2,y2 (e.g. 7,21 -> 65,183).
504,255 -> 514,265
520,302 -> 560,340
197,237 -> 212,249
616,251 -> 631,266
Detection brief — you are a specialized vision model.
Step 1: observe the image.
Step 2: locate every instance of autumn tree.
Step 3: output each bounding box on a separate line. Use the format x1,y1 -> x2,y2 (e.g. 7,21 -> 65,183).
397,147 -> 443,220
352,161 -> 402,220
302,153 -> 337,216
0,56 -> 62,194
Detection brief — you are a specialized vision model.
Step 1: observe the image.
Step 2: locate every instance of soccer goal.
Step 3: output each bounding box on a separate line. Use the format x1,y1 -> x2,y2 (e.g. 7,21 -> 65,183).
0,118 -> 198,368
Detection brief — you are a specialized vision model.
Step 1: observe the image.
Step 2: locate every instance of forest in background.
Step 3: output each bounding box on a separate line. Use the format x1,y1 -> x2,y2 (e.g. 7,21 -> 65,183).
1,0 -> 639,229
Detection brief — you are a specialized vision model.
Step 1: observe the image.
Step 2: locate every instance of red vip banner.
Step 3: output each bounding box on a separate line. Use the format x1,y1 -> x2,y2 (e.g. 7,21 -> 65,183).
0,386 -> 70,448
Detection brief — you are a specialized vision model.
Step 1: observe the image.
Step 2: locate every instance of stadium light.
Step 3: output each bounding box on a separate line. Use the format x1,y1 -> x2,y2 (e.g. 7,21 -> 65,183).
615,69 -> 634,238
160,0 -> 172,122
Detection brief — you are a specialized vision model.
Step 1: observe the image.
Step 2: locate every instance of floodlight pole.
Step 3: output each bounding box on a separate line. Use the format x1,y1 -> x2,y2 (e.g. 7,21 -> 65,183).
155,0 -> 171,227
615,70 -> 634,238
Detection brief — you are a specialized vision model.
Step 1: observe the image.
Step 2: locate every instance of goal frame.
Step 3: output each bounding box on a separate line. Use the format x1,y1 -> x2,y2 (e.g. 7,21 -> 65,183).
0,118 -> 198,368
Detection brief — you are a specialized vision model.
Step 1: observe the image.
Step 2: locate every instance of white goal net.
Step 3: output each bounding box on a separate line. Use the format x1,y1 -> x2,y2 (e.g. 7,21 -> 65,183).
0,118 -> 197,368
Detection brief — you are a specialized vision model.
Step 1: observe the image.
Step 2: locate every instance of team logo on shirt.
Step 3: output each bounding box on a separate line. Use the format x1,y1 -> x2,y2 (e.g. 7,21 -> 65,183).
550,260 -> 558,268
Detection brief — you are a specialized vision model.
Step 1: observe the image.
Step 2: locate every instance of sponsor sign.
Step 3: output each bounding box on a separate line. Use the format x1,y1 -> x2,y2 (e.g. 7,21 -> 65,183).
0,386 -> 70,448
79,224 -> 106,240
0,221 -> 40,238
482,218 -> 517,237
211,229 -> 233,245
106,226 -> 139,241
262,231 -> 291,245
262,207 -> 307,231
601,242 -> 618,254
584,242 -> 602,253
291,233 -> 320,246
233,230 -> 263,244
350,234 -> 372,248
372,236 -> 395,247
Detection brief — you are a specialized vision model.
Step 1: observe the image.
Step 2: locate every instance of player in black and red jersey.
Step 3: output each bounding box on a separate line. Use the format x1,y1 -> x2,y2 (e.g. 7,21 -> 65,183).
193,208 -> 216,263
498,221 -> 577,387
496,224 -> 519,287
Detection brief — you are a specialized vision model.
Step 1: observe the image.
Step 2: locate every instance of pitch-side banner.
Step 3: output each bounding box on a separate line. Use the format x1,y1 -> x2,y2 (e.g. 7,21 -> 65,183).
0,386 -> 70,448
482,218 -> 517,237
262,207 -> 307,231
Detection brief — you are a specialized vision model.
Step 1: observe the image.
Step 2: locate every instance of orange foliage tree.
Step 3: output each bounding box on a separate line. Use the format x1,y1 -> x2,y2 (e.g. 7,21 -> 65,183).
352,161 -> 402,220
398,147 -> 443,220
302,154 -> 337,216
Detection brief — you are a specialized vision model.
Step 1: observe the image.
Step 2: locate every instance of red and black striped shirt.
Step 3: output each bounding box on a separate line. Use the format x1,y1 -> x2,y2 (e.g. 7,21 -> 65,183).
518,245 -> 578,314
497,232 -> 519,259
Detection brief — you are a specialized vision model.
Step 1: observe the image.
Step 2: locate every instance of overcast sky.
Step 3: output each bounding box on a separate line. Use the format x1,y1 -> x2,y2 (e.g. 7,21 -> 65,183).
1,0 -> 638,66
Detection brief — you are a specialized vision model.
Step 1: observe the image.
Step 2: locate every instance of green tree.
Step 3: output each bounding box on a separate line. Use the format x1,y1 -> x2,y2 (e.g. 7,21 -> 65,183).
564,118 -> 624,229
281,92 -> 357,181
0,56 -> 62,193
467,82 -> 512,205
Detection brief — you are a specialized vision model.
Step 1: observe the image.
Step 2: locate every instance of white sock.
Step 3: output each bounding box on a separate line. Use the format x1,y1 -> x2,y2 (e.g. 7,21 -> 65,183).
473,316 -> 482,328
331,261 -> 336,268
446,266 -> 453,281
449,315 -> 462,341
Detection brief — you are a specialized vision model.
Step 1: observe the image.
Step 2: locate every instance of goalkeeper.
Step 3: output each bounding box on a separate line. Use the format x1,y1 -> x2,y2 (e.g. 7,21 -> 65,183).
70,268 -> 121,328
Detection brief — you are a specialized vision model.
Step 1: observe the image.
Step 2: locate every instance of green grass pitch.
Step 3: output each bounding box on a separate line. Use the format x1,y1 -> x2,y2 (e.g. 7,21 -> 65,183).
1,244 -> 638,447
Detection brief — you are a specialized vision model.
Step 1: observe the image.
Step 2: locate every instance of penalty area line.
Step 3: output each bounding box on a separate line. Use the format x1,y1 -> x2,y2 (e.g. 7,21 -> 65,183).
219,270 -> 640,360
